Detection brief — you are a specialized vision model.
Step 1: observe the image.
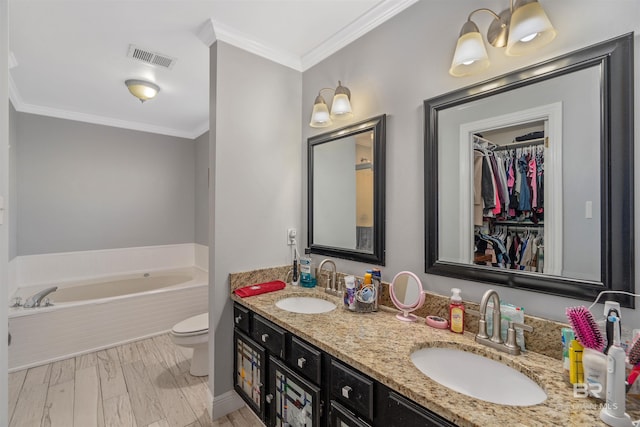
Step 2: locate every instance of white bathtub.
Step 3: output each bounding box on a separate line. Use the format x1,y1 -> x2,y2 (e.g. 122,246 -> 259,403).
8,266 -> 208,371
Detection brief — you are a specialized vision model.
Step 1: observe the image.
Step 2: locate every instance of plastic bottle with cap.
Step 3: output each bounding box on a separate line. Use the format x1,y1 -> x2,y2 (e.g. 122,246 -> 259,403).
449,288 -> 465,334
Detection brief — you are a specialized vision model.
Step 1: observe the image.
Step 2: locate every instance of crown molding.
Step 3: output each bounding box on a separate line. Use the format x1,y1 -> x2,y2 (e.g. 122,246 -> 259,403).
196,18 -> 217,47
213,19 -> 303,71
301,0 -> 418,70
206,0 -> 418,72
9,84 -> 205,140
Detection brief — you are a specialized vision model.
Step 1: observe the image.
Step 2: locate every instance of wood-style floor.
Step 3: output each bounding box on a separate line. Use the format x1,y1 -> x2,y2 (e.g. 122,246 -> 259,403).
8,334 -> 263,427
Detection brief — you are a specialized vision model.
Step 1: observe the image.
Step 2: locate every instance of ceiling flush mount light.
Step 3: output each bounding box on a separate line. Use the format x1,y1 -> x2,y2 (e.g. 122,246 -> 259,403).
449,0 -> 556,77
309,81 -> 353,128
125,79 -> 160,103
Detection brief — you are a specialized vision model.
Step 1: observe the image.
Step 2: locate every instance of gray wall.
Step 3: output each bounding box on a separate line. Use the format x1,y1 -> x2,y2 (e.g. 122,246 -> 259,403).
16,113 -> 196,255
194,131 -> 209,246
302,0 -> 640,324
209,41 -> 302,397
9,102 -> 17,262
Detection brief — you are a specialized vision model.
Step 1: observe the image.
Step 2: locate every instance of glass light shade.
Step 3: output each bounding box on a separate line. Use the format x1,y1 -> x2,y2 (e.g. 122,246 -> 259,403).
125,79 -> 160,102
309,95 -> 331,128
449,31 -> 490,77
330,93 -> 353,118
506,1 -> 556,56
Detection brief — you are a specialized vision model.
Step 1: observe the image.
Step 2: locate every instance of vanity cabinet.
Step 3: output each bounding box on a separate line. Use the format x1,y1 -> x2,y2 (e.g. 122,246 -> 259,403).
232,302 -> 457,427
233,306 -> 325,427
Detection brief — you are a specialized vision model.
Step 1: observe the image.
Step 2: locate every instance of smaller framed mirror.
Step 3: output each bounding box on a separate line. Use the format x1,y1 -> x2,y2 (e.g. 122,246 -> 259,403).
389,271 -> 426,322
308,115 -> 386,264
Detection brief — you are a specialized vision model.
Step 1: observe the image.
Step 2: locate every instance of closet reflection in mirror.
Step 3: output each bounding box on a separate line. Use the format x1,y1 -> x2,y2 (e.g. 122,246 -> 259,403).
437,65 -> 601,282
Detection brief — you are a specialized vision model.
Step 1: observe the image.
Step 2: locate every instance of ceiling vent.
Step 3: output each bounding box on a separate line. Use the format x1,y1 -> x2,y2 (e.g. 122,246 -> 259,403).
127,44 -> 176,69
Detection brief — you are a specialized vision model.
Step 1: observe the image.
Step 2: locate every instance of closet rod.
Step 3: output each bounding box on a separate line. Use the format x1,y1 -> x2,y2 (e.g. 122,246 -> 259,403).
493,138 -> 546,151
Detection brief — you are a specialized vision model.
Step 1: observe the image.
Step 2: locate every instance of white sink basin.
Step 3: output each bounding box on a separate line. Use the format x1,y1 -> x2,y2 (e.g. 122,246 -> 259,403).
275,297 -> 337,314
411,347 -> 547,406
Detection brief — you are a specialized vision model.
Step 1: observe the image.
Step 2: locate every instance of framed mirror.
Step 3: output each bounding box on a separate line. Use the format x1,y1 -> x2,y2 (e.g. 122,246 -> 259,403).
424,34 -> 634,307
389,271 -> 426,322
308,115 -> 386,264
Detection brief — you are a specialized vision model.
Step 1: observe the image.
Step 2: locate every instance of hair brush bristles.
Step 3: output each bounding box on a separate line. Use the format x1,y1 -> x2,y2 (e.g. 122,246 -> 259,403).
566,306 -> 605,351
628,336 -> 640,366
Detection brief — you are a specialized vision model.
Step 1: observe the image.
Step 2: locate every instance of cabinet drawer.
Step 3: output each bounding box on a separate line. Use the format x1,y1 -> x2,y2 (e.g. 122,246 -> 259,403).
288,336 -> 322,384
329,359 -> 374,421
329,400 -> 371,427
252,315 -> 287,358
383,391 -> 457,427
233,304 -> 251,334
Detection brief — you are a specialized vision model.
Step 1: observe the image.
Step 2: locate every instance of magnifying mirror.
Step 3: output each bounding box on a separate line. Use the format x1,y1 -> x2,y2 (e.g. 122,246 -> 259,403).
389,271 -> 426,322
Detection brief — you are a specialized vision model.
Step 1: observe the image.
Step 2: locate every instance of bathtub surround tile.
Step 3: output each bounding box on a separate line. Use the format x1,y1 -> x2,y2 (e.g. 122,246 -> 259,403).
42,380 -> 75,427
9,267 -> 208,371
12,243 -> 198,288
103,394 -> 138,427
8,370 -> 27,422
9,383 -> 48,427
121,360 -> 165,426
97,348 -> 127,400
74,366 -> 102,427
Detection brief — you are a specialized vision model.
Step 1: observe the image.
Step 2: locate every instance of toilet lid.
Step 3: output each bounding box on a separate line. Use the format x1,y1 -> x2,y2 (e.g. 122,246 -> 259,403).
172,313 -> 208,335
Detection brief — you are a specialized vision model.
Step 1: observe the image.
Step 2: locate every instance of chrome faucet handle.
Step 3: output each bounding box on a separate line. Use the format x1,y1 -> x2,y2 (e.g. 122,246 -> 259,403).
10,297 -> 23,308
41,298 -> 53,307
505,321 -> 533,354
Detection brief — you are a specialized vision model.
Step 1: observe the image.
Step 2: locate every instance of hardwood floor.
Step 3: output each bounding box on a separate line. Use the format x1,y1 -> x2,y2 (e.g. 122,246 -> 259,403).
8,334 -> 264,427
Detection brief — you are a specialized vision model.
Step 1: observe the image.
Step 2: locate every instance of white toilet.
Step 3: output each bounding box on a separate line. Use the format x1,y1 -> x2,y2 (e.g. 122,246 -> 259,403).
170,313 -> 209,376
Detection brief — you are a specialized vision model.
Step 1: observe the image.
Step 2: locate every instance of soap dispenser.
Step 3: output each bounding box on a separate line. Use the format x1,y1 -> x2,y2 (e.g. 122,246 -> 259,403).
449,288 -> 465,334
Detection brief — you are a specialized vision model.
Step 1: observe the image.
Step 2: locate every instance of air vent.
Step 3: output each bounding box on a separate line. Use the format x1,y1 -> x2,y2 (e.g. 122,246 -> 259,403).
127,44 -> 176,69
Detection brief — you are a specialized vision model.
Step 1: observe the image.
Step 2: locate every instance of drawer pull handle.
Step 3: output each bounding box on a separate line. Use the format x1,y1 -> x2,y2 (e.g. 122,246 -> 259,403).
342,385 -> 352,399
266,393 -> 273,403
234,315 -> 242,324
297,357 -> 306,368
261,333 -> 269,342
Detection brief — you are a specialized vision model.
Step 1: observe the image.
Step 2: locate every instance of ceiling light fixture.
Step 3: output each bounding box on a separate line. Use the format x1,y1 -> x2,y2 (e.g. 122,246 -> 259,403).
449,0 -> 556,77
309,81 -> 353,128
125,79 -> 160,103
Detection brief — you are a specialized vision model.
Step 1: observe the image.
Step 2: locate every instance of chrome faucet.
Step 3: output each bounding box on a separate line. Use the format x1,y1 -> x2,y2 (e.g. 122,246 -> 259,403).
318,259 -> 338,295
23,286 -> 58,308
474,289 -> 532,356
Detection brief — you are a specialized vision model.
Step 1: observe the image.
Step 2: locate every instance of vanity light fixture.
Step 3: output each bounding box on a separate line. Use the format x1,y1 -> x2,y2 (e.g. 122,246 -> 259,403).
449,0 -> 556,77
309,81 -> 353,128
125,79 -> 160,103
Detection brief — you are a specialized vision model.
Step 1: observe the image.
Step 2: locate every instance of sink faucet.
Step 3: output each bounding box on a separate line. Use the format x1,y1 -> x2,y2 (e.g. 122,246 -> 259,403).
474,289 -> 533,356
318,259 -> 338,295
23,286 -> 58,308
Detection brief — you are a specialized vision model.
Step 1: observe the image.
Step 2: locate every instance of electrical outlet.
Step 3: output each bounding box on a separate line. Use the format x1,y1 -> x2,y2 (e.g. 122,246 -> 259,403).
287,228 -> 297,245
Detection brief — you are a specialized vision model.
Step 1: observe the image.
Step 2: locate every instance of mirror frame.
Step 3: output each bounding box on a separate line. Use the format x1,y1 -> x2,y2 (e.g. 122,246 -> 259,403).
424,34 -> 635,307
308,114 -> 386,265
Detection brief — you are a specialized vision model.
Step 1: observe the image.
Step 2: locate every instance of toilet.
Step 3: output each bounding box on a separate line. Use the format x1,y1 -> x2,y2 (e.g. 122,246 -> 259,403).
170,313 -> 209,376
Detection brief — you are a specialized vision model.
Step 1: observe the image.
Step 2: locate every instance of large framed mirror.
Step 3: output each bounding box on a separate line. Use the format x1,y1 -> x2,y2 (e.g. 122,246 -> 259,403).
308,115 -> 386,264
424,34 -> 634,307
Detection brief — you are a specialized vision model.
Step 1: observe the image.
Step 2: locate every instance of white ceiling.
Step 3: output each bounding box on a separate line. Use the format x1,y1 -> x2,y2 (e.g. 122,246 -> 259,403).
8,0 -> 417,139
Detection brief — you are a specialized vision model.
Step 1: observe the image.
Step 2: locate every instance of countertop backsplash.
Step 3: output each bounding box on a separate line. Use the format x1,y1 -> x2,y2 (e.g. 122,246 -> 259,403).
229,265 -> 565,360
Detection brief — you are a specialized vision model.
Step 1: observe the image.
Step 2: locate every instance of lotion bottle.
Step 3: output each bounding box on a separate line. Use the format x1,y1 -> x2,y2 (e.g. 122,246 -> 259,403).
449,288 -> 465,334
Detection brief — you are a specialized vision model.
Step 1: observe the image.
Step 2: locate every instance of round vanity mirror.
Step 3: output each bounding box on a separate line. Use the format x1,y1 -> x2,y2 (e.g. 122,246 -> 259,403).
389,271 -> 426,322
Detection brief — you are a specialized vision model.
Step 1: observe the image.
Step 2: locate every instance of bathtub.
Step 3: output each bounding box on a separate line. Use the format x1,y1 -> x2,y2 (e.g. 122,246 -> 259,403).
8,266 -> 208,371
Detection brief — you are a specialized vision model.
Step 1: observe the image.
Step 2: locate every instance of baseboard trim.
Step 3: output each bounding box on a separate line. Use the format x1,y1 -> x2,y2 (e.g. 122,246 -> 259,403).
211,390 -> 245,420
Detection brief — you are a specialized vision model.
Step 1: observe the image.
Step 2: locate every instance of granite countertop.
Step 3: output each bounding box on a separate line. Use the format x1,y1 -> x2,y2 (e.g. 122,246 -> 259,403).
231,284 -> 640,427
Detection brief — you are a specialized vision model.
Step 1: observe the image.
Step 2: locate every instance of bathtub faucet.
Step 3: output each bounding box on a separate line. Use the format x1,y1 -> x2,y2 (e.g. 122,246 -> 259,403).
24,286 -> 58,308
